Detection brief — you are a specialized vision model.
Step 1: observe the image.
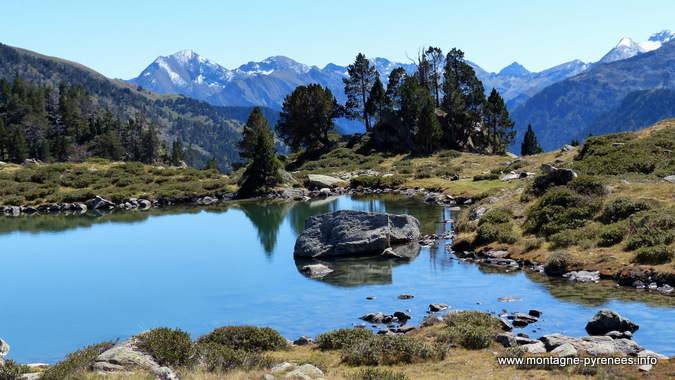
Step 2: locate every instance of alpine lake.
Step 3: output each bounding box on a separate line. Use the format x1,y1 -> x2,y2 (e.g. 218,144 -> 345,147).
1,194 -> 674,364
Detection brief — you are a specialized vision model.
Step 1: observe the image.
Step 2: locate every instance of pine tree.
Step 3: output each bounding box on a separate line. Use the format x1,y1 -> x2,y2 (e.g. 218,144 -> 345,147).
424,47 -> 444,106
343,53 -> 377,132
485,88 -> 515,154
238,109 -> 283,197
275,84 -> 338,152
365,76 -> 387,124
385,67 -> 407,110
170,139 -> 186,166
204,157 -> 220,173
521,124 -> 544,156
415,92 -> 443,154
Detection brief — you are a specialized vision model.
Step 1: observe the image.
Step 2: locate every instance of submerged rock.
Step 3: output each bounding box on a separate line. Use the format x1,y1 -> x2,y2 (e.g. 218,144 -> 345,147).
294,210 -> 420,258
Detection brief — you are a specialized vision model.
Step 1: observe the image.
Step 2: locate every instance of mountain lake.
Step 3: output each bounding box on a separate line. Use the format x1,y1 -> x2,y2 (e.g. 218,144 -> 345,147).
1,194 -> 674,364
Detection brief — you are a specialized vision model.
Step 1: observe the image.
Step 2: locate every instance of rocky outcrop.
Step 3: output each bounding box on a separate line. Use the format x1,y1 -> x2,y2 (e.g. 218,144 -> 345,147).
585,309 -> 639,335
0,338 -> 9,365
87,196 -> 116,210
306,174 -> 343,188
294,210 -> 420,257
95,334 -> 159,371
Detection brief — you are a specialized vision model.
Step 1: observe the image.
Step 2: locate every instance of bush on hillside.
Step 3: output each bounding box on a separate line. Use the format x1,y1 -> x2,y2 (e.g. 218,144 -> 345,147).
197,326 -> 288,352
135,327 -> 194,367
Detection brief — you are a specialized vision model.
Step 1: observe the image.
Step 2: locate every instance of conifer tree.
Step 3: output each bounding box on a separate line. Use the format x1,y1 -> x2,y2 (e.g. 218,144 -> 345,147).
365,76 -> 387,124
385,67 -> 407,110
238,108 -> 283,197
276,84 -> 338,152
343,53 -> 377,132
415,92 -> 443,154
521,124 -> 544,156
485,88 -> 515,154
170,138 -> 186,166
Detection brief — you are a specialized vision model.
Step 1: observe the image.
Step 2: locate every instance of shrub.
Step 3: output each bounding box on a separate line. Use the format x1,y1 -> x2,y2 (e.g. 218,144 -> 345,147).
340,335 -> 445,366
316,328 -> 374,351
61,190 -> 96,203
523,188 -> 602,238
13,169 -> 35,182
434,166 -> 462,177
478,210 -> 512,226
543,251 -> 578,275
437,149 -> 462,158
567,175 -> 609,196
135,327 -> 194,367
0,359 -> 29,380
195,342 -> 274,372
40,341 -> 116,380
1,195 -> 26,206
414,165 -> 433,179
355,368 -> 410,380
474,222 -> 517,245
597,223 -> 626,247
633,245 -> 674,265
548,224 -> 599,249
472,173 -> 499,181
350,176 -> 381,188
624,209 -> 675,250
600,197 -> 655,224
439,310 -> 500,350
197,326 -> 288,352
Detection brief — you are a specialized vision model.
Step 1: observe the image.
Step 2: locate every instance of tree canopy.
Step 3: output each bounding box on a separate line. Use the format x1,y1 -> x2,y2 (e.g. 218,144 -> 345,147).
343,53 -> 378,132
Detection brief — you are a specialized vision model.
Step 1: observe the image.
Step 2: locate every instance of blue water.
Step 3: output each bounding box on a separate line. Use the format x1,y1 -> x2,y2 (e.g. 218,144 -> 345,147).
0,194 -> 673,364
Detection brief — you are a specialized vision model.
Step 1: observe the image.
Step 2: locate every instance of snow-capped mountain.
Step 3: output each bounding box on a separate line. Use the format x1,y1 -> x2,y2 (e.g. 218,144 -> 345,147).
599,30 -> 675,64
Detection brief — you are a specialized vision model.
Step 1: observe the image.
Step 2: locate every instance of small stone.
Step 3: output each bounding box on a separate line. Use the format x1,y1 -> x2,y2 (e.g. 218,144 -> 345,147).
398,294 -> 414,300
551,343 -> 578,358
638,364 -> 653,372
528,310 -> 542,318
293,336 -> 314,346
429,303 -> 449,312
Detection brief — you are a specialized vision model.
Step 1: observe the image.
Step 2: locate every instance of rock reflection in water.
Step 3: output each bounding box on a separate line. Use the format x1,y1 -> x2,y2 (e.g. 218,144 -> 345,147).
295,242 -> 421,287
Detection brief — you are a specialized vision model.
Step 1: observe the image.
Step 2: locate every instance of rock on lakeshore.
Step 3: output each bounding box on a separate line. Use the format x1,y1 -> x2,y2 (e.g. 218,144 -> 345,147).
585,309 -> 639,336
294,210 -> 420,257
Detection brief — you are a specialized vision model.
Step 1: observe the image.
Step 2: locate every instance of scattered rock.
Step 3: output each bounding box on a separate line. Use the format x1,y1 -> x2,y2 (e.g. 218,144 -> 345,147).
638,364 -> 653,372
495,333 -> 517,348
306,174 -> 342,188
294,210 -> 420,258
468,206 -> 487,222
0,338 -> 9,359
498,297 -> 523,302
300,264 -> 333,277
429,303 -> 449,312
393,311 -> 412,321
396,325 -> 416,334
87,196 -> 115,210
522,341 -> 547,354
585,309 -> 639,336
563,270 -> 600,283
551,343 -> 578,358
398,294 -> 414,300
528,310 -> 542,318
663,175 -> 675,183
586,344 -> 616,356
96,335 -> 159,370
498,318 -> 513,332
150,367 -> 179,380
611,339 -> 644,357
286,363 -> 325,379
638,350 -> 669,360
605,330 -> 633,340
293,336 -> 315,346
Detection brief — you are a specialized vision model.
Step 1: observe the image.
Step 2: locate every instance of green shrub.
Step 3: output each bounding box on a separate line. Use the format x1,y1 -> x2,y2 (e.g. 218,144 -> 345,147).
478,210 -> 512,226
40,341 -> 116,380
340,335 -> 445,366
13,169 -> 35,182
350,176 -> 381,188
474,222 -> 517,245
567,175 -> 609,196
523,188 -> 602,238
597,223 -> 626,247
0,359 -> 30,380
600,197 -> 655,224
316,328 -> 374,351
434,166 -> 462,177
355,368 -> 410,380
414,165 -> 433,179
2,195 -> 26,206
472,173 -> 499,181
61,190 -> 96,203
439,310 -> 499,350
437,149 -> 461,158
196,342 -> 274,372
624,209 -> 675,250
136,327 -> 194,367
197,326 -> 288,352
633,245 -> 674,265
439,324 -> 495,350
548,224 -> 599,249
544,251 -> 578,275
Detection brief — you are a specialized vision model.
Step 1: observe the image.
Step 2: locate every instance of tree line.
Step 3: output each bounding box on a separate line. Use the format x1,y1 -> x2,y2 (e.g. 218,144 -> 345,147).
0,74 -> 188,166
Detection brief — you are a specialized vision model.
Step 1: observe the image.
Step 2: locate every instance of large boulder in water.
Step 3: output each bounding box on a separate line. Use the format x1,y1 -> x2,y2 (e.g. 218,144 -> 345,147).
585,309 -> 639,336
294,210 -> 420,257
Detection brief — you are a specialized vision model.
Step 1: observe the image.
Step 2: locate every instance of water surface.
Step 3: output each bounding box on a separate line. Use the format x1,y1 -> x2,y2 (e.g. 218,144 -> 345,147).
1,194 -> 673,364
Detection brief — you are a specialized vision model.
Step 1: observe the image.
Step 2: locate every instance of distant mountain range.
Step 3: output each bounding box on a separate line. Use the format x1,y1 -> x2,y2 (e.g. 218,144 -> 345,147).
511,37 -> 675,151
128,30 -> 675,139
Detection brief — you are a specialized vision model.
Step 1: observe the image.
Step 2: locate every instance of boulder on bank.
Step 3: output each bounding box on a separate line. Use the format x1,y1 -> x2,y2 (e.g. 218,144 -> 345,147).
294,210 -> 420,258
585,309 -> 639,336
306,174 -> 342,188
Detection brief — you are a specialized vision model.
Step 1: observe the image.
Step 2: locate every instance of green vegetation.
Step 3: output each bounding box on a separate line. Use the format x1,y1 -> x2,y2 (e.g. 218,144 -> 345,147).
355,368 -> 410,380
40,341 -> 115,380
474,209 -> 517,245
340,335 -> 445,366
316,328 -> 375,351
136,327 -> 194,367
521,124 -> 544,156
196,326 -> 289,353
0,360 -> 29,380
237,107 -> 283,197
438,310 -> 501,350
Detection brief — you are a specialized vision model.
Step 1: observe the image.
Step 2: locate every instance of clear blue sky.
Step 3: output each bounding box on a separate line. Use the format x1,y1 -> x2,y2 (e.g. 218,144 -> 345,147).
2,0 -> 673,79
